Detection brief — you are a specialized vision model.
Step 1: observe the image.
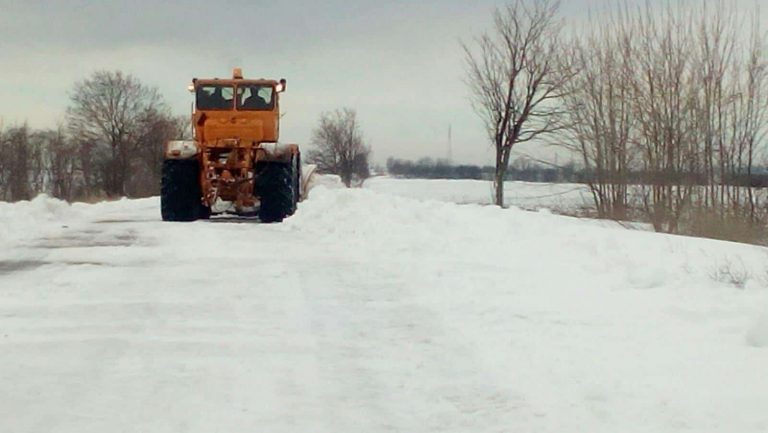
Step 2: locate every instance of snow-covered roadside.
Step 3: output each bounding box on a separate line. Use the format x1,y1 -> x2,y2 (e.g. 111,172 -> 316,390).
1,185 -> 767,432
0,195 -> 79,244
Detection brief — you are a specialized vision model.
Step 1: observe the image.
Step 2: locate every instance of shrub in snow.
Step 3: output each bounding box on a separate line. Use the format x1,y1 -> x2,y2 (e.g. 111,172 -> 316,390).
709,258 -> 752,289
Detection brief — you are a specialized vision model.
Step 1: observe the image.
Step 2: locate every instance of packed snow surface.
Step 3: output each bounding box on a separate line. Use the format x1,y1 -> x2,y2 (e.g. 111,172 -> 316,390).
1,182 -> 768,433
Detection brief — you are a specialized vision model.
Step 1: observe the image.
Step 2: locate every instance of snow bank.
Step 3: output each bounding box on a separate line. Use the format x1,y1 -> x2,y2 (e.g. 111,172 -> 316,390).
0,195 -> 159,247
309,173 -> 345,190
289,186 -> 767,292
0,195 -> 77,244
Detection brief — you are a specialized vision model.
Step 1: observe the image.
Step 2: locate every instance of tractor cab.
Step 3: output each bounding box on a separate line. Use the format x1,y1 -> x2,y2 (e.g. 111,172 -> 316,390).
190,69 -> 286,144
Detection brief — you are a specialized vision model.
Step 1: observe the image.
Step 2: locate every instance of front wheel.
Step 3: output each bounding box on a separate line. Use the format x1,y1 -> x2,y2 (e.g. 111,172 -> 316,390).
160,159 -> 208,221
257,158 -> 299,223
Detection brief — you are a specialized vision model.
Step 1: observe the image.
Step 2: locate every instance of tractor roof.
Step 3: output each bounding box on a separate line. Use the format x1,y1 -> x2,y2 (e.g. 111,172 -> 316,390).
194,78 -> 280,87
193,68 -> 280,87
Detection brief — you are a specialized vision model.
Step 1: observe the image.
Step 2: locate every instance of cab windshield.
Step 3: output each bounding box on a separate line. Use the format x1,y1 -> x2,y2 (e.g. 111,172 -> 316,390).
196,85 -> 235,110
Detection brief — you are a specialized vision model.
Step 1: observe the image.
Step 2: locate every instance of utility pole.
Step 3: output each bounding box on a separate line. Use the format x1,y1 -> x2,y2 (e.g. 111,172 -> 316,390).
447,124 -> 453,163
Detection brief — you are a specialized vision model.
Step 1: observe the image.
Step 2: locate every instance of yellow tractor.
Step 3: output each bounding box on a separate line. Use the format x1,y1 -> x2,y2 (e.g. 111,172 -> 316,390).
161,68 -> 301,222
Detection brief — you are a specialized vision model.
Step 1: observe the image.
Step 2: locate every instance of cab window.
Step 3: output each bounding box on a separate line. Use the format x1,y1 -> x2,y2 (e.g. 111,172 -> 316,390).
237,85 -> 274,110
196,85 -> 234,110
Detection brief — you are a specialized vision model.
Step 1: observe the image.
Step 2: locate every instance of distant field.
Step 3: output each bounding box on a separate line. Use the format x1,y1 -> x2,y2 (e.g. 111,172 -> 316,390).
364,177 -> 594,213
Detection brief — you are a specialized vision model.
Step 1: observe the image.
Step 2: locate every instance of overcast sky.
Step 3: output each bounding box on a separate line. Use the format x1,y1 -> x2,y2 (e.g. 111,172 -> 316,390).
0,0 -> 765,165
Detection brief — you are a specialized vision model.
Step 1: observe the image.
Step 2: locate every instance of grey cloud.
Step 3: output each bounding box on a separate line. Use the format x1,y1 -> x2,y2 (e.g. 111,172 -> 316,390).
2,0 -> 765,165
0,0 -> 481,51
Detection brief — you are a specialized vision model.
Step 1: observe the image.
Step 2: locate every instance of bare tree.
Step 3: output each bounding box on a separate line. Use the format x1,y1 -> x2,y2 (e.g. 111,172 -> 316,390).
40,127 -> 77,201
66,70 -> 167,197
0,125 -> 45,202
0,125 -> 81,202
127,112 -> 186,197
627,4 -> 700,233
463,0 -> 573,206
561,11 -> 635,220
0,125 -> 6,199
737,24 -> 768,222
307,108 -> 371,187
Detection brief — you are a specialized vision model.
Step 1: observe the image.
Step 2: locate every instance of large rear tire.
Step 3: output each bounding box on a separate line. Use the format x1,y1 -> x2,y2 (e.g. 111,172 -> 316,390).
161,159 -> 208,221
257,158 -> 299,223
293,153 -> 302,206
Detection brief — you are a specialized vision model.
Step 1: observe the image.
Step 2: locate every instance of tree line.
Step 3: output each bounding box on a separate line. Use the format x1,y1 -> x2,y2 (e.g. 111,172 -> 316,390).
386,156 -> 768,186
385,157 -> 582,183
0,71 -> 186,202
559,2 -> 768,236
0,73 -> 371,200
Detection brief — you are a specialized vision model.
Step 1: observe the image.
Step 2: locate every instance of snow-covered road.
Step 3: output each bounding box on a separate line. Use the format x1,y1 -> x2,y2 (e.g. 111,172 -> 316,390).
2,185 -> 768,432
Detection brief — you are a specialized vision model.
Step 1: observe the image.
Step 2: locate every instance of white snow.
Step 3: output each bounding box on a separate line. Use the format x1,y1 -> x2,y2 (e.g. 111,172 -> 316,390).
1,179 -> 768,433
747,312 -> 768,348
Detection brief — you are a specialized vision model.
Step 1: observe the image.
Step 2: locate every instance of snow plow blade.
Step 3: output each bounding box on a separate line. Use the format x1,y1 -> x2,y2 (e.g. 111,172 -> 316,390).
301,164 -> 317,200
